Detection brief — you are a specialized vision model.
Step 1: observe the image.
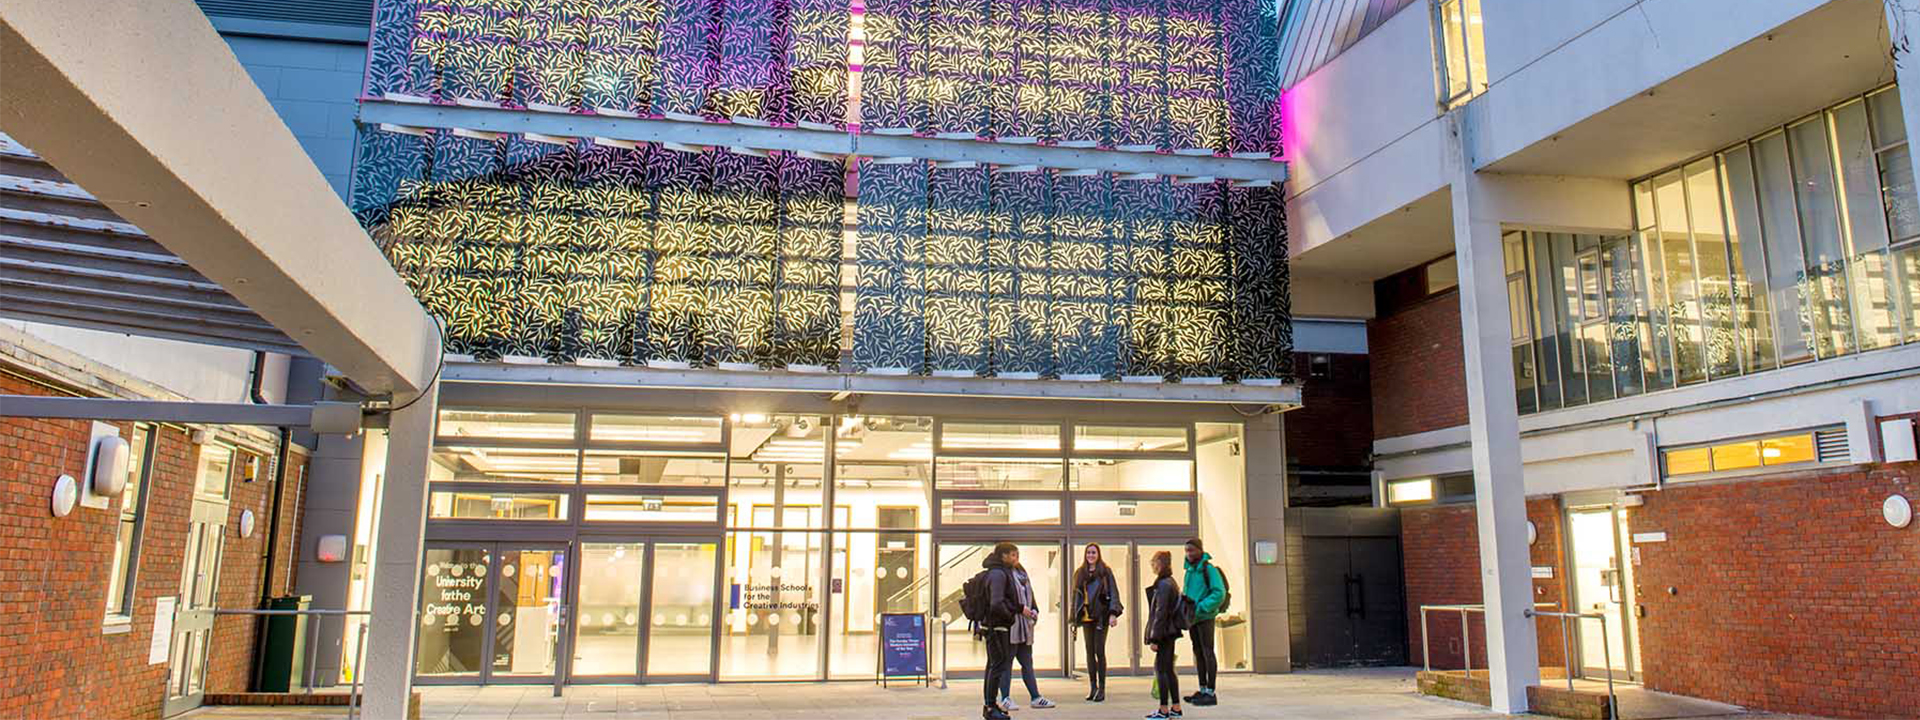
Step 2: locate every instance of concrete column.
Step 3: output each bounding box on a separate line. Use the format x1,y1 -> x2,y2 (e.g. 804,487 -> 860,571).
1444,111 -> 1539,713
361,388 -> 439,719
1243,412 -> 1291,673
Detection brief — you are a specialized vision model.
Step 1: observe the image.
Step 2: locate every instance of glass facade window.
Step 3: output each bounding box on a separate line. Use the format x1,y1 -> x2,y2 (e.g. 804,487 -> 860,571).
1432,0 -> 1487,108
1513,86 -> 1920,414
938,498 -> 1062,525
195,442 -> 234,499
438,409 -> 576,442
939,422 -> 1062,451
935,458 -> 1064,490
428,491 -> 568,520
1073,499 -> 1190,524
409,409 -> 1243,684
1072,425 -> 1189,452
1068,458 -> 1194,492
589,414 -> 723,444
582,495 -> 721,523
105,425 -> 155,620
432,447 -> 579,483
581,453 -> 724,486
1662,429 -> 1841,480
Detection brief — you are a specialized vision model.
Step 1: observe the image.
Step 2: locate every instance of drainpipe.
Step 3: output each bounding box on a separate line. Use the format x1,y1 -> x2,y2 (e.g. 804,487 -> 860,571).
249,351 -> 294,691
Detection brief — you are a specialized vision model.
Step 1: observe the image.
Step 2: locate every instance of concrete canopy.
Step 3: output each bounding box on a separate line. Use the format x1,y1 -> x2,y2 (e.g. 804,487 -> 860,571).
0,0 -> 439,397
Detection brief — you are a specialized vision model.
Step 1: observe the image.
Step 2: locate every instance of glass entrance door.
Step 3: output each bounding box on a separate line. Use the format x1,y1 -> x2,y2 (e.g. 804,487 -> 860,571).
415,543 -> 569,684
1130,542 -> 1193,674
932,541 -> 1066,675
164,500 -> 227,716
1066,541 -> 1137,677
1567,507 -> 1641,681
570,540 -> 720,682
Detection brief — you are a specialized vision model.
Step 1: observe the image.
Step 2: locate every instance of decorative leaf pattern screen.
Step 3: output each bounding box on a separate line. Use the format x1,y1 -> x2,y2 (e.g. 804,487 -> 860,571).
352,130 -> 844,366
354,0 -> 1290,382
852,162 -> 1289,380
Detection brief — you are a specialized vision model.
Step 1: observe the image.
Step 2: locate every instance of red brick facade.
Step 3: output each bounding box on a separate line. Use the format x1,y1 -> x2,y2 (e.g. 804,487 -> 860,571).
1285,352 -> 1373,470
1367,290 -> 1467,440
1398,498 -> 1568,670
0,369 -> 309,719
1399,464 -> 1920,719
1632,463 -> 1920,719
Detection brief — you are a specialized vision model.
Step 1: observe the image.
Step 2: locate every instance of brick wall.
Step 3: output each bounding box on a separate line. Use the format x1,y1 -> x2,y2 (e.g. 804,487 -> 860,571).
1399,498 -> 1568,669
1285,352 -> 1373,469
1368,290 -> 1466,440
1631,463 -> 1920,719
0,369 -> 309,718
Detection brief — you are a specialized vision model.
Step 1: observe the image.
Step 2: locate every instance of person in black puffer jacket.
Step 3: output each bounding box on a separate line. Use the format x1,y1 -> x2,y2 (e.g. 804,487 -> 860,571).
1144,550 -> 1184,719
979,543 -> 1021,720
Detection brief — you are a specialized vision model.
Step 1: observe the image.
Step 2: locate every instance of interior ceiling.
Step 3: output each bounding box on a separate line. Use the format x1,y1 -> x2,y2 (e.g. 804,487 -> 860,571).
1485,0 -> 1890,179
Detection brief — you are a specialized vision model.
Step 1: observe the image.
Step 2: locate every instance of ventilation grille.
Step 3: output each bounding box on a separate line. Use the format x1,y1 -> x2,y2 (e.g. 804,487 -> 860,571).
1814,428 -> 1851,463
197,0 -> 373,27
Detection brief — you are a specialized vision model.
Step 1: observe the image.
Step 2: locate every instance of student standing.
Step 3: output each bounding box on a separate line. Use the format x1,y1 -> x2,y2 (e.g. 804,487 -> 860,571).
1144,551 -> 1184,719
996,561 -> 1055,710
978,543 -> 1021,720
1182,538 -> 1227,706
1071,543 -> 1123,702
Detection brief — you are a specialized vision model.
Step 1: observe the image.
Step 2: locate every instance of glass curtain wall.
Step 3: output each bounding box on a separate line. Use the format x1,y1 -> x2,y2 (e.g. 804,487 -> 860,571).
1510,85 -> 1920,414
420,408 -> 1240,682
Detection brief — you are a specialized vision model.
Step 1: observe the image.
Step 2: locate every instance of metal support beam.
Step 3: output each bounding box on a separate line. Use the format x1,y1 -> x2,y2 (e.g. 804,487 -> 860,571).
1,0 -> 441,397
357,101 -> 1290,183
0,395 -> 318,426
442,362 -> 1302,406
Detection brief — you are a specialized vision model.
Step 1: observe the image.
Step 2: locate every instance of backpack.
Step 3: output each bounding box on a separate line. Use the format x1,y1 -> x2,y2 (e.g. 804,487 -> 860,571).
1200,561 -> 1232,614
960,567 -> 1002,632
1174,593 -> 1198,631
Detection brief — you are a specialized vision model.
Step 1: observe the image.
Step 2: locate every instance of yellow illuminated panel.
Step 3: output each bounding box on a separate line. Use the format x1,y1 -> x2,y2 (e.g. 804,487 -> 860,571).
1709,441 -> 1762,472
1663,447 -> 1712,476
1760,434 -> 1817,465
1386,478 -> 1434,505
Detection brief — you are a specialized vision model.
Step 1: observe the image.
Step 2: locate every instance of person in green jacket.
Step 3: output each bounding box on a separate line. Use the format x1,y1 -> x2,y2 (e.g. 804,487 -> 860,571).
1182,538 -> 1226,706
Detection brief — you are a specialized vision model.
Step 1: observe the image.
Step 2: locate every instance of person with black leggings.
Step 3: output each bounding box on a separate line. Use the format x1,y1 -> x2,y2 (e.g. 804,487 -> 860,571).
1144,550 -> 1183,719
979,543 -> 1021,720
1182,538 -> 1226,706
1071,543 -> 1124,702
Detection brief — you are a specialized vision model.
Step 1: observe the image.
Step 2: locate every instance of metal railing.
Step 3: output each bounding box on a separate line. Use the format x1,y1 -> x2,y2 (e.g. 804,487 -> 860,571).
1416,603 -> 1619,720
212,608 -> 372,720
933,615 -> 952,689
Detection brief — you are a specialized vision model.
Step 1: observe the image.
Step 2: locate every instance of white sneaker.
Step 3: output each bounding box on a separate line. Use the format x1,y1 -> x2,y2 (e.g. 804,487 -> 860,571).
1001,698 -> 1018,712
1030,698 -> 1056,709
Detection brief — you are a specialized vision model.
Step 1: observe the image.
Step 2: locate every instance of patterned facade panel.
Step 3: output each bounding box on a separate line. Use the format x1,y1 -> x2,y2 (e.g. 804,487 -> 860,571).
923,166 -> 992,373
1047,172 -> 1119,377
788,0 -> 851,127
1221,0 -> 1280,154
352,127 -> 850,368
852,160 -> 930,371
858,0 -> 928,132
848,165 -> 1290,382
987,169 -> 1054,375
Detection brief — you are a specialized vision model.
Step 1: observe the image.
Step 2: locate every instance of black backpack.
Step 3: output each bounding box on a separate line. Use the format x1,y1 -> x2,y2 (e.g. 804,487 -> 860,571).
960,567 -> 1001,631
1201,562 -> 1233,613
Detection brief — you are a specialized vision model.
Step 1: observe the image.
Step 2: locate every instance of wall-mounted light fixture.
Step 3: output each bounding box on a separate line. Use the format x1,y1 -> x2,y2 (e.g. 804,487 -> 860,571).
51,474 -> 78,517
239,509 -> 257,538
1885,495 -> 1913,529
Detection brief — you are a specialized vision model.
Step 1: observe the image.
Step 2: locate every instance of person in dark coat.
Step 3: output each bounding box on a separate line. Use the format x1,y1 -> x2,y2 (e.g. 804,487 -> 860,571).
1144,550 -> 1184,719
1071,543 -> 1124,702
980,543 -> 1021,720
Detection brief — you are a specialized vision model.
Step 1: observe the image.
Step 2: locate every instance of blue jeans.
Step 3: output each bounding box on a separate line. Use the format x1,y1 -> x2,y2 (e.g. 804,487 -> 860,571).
998,642 -> 1040,701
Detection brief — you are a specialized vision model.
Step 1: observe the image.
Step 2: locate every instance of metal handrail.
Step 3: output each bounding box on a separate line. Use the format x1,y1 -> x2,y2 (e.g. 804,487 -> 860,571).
1416,603 -> 1620,720
212,608 -> 371,720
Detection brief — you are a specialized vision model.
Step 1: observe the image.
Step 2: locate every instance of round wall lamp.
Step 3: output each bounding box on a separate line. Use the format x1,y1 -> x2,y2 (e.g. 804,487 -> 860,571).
239,509 -> 257,538
1885,495 -> 1913,529
1527,521 -> 1538,545
91,435 -> 130,498
51,475 -> 78,517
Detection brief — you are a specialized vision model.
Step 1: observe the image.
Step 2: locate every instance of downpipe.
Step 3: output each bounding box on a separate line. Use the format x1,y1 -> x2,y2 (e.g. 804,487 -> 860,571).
248,350 -> 294,691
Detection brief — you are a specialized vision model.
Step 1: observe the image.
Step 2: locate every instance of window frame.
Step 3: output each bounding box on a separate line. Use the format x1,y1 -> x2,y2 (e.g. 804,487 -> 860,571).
104,424 -> 158,627
1659,426 -> 1849,483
